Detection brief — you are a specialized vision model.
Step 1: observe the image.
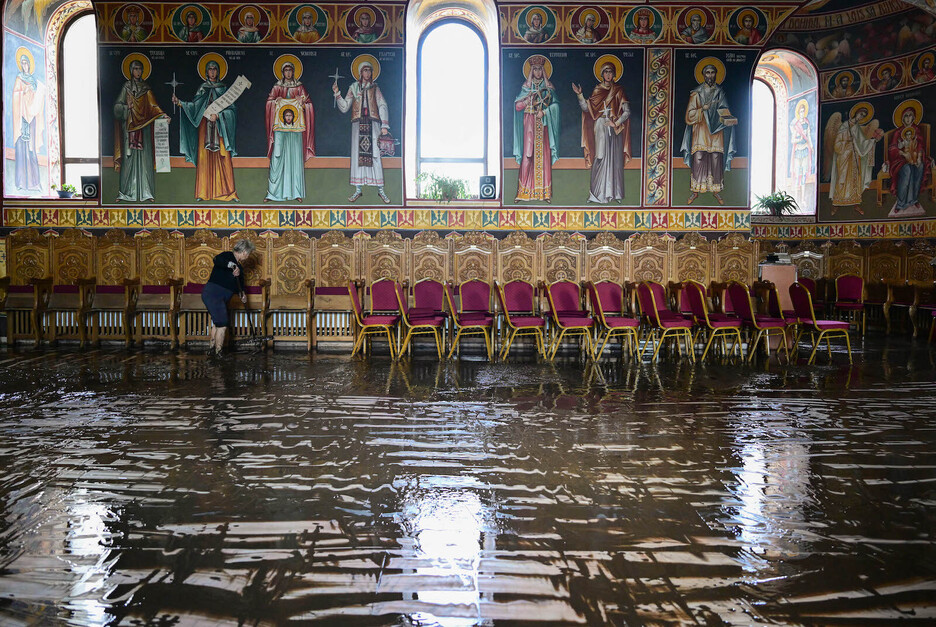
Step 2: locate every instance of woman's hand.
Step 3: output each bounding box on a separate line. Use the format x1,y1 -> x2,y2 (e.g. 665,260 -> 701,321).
232,266 -> 241,277
240,292 -> 247,304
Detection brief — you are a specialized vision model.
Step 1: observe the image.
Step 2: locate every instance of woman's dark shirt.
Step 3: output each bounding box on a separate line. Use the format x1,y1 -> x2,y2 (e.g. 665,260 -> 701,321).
207,251 -> 243,293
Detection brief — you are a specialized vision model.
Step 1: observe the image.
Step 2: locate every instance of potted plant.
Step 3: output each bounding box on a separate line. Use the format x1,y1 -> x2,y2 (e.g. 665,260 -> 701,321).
52,183 -> 77,199
416,171 -> 470,203
752,190 -> 799,218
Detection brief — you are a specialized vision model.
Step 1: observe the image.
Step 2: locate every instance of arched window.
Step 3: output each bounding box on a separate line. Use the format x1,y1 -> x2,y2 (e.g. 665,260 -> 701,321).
416,20 -> 487,198
60,12 -> 100,192
749,79 -> 776,203
405,0 -> 500,200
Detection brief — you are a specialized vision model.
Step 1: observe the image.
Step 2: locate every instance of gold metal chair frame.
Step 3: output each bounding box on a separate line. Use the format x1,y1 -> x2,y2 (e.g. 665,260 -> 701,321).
686,281 -> 742,362
545,281 -> 594,361
792,283 -> 853,365
445,283 -> 493,360
496,281 -> 546,361
587,281 -> 640,360
348,282 -> 398,359
639,281 -> 695,362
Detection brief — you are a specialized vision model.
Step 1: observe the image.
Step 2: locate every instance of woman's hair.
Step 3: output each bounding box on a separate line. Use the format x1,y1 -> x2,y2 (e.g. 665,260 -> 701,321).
232,239 -> 255,255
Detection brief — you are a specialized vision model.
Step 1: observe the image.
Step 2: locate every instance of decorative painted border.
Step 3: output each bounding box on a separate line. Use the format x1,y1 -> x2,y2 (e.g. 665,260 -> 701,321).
644,47 -> 671,207
753,219 -> 936,240
2,206 -> 752,232
819,45 -> 936,101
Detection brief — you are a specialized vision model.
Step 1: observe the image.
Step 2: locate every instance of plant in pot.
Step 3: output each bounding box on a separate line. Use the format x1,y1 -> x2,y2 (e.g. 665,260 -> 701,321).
416,171 -> 471,203
52,183 -> 77,199
752,190 -> 799,218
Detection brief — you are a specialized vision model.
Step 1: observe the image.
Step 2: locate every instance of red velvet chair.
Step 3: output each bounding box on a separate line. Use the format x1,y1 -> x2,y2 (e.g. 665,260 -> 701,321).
834,274 -> 865,334
727,281 -> 790,362
586,281 -> 639,359
445,282 -> 494,359
545,280 -> 594,360
496,280 -> 546,360
790,282 -> 852,364
396,281 -> 445,359
685,280 -> 742,361
636,281 -> 694,362
348,281 -> 399,358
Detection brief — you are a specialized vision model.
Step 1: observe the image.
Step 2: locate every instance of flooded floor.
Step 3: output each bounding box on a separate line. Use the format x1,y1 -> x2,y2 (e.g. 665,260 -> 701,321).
0,337 -> 935,626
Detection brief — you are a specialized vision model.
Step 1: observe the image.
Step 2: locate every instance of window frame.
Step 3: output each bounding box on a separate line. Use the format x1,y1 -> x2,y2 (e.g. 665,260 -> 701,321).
750,76 -> 778,202
414,17 -> 490,198
57,10 -> 100,186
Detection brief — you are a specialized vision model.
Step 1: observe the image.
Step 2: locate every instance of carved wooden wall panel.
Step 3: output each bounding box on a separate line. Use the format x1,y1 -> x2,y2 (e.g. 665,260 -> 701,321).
674,232 -> 712,283
540,232 -> 583,284
828,240 -> 866,278
585,232 -> 626,284
907,241 -> 936,282
8,229 -> 51,284
270,230 -> 313,297
867,241 -> 906,282
628,233 -> 672,283
410,231 -> 449,283
316,231 -> 356,287
52,229 -> 94,284
365,231 -> 406,282
789,240 -> 826,279
183,230 -> 224,285
497,231 -> 536,283
230,229 -> 269,286
138,230 -> 183,285
95,228 -> 137,286
452,232 -> 495,284
715,233 -> 754,284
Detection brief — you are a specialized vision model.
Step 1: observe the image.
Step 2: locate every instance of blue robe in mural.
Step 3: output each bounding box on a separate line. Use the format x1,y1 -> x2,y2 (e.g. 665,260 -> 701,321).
177,75 -> 239,201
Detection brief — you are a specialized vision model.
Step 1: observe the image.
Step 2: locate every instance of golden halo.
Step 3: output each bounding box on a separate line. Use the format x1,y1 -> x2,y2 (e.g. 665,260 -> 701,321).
121,4 -> 143,23
902,127 -> 915,139
522,54 -> 553,80
197,52 -> 227,81
279,104 -> 299,124
593,54 -> 623,82
834,71 -> 853,86
919,51 -> 935,67
795,98 -> 808,117
632,8 -> 655,29
239,6 -> 258,23
525,7 -> 547,27
684,8 -> 707,27
694,57 -> 726,84
579,8 -> 599,25
14,46 -> 35,74
736,9 -> 759,28
876,62 -> 897,78
121,52 -> 151,80
351,54 -> 380,81
182,7 -> 201,24
354,6 -> 376,26
849,101 -> 874,124
274,54 -> 302,80
893,98 -> 923,127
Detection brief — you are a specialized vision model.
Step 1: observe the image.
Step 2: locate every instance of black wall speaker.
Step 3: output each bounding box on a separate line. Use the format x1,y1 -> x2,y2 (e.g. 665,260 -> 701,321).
479,175 -> 496,200
80,175 -> 100,199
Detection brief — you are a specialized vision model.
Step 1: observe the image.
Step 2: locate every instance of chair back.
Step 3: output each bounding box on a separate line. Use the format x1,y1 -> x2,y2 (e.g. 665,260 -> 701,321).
501,280 -> 535,314
799,276 -> 816,296
684,281 -> 711,326
636,282 -> 661,326
348,282 -> 365,324
646,281 -> 669,316
413,279 -> 444,312
593,281 -> 624,316
370,278 -> 400,313
836,274 -> 864,303
727,281 -> 756,324
547,281 -> 582,314
789,282 -> 817,323
444,282 -> 464,325
395,282 -> 417,324
459,279 -> 491,313
766,285 -> 783,319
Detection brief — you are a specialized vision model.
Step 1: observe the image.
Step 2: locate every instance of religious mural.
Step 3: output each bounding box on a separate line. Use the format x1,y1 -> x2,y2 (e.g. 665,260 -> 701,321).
3,36 -> 46,198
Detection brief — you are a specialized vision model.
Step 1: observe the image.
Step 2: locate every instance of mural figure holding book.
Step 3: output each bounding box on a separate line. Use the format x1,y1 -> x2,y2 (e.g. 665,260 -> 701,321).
113,54 -> 169,202
265,55 -> 315,202
173,54 -> 240,202
681,57 -> 737,205
333,55 -> 392,203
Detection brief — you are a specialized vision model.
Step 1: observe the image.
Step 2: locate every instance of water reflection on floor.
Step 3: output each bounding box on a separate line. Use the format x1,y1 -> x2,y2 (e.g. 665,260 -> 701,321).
0,337 -> 935,625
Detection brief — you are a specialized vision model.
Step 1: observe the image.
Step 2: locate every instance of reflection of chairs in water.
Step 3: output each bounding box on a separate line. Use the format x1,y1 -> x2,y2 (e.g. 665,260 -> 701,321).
875,123 -> 936,206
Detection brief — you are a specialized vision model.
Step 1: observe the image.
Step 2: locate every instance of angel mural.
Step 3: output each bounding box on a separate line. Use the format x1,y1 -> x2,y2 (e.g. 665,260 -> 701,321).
885,99 -> 932,218
824,102 -> 884,216
265,55 -> 315,202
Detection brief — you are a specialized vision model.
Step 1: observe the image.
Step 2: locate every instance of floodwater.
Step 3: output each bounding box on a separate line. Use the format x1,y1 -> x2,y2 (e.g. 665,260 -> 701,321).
0,338 -> 934,626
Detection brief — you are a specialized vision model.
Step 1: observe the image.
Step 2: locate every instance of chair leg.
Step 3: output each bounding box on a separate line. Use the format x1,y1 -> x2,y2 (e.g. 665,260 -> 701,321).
447,328 -> 463,359
844,330 -> 853,363
650,330 -> 669,362
548,328 -> 567,360
700,329 -> 719,361
807,330 -> 825,364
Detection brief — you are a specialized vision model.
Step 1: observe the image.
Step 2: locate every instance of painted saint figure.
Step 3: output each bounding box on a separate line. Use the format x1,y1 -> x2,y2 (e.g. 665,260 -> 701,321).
824,102 -> 884,216
681,59 -> 737,205
524,11 -> 546,43
788,99 -> 814,208
914,54 -> 935,84
831,73 -> 856,98
887,100 -> 931,217
12,50 -> 44,192
572,56 -> 631,204
333,57 -> 391,203
351,10 -> 379,43
680,11 -> 710,44
513,55 -> 559,202
265,58 -> 315,202
179,9 -> 204,42
574,13 -> 598,44
237,9 -> 261,43
628,9 -> 655,43
121,6 -> 147,42
733,11 -> 762,45
294,10 -> 320,43
113,57 -> 169,202
173,57 -> 239,202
